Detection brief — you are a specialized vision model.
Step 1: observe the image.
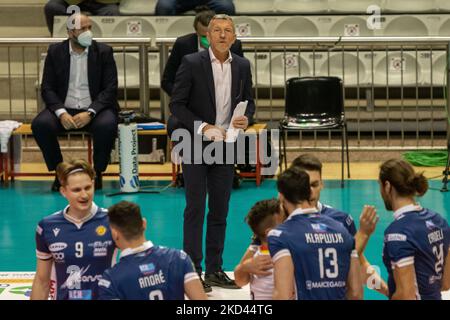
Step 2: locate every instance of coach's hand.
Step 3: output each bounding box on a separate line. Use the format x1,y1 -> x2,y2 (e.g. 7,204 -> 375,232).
359,205 -> 379,236
242,255 -> 273,276
203,124 -> 226,141
232,116 -> 249,130
60,113 -> 77,130
73,112 -> 92,129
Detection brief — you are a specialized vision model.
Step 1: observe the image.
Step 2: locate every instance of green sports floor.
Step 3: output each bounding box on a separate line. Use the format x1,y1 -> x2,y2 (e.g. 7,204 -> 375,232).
1,179 -> 449,300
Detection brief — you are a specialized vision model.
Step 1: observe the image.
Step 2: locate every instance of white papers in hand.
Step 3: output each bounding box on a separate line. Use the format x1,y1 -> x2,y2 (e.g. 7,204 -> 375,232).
225,100 -> 248,142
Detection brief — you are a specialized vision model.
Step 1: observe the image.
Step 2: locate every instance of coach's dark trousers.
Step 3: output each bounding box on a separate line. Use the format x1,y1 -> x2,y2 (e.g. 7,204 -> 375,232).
182,162 -> 235,275
31,108 -> 118,172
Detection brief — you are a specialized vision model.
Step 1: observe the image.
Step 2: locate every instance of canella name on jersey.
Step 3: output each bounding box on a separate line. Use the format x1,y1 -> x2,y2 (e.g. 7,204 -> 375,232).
138,270 -> 166,289
428,229 -> 444,245
305,232 -> 345,244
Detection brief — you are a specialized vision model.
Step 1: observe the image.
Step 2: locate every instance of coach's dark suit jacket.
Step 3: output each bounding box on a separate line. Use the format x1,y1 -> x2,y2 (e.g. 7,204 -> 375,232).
161,33 -> 243,96
169,49 -> 255,141
41,39 -> 119,114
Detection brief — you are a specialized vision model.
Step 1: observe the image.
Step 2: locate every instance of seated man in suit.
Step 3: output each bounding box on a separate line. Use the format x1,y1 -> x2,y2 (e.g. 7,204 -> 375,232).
161,6 -> 243,97
32,13 -> 119,191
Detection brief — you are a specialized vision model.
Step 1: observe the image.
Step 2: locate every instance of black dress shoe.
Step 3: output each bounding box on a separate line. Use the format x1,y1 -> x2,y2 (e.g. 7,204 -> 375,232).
51,177 -> 61,192
95,171 -> 103,190
198,273 -> 212,293
205,270 -> 240,289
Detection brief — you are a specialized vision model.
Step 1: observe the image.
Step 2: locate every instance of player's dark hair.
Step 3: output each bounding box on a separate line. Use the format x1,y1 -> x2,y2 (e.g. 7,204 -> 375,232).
379,159 -> 428,197
291,154 -> 322,175
193,6 -> 215,30
108,201 -> 145,240
277,167 -> 311,204
245,199 -> 281,241
56,159 -> 95,186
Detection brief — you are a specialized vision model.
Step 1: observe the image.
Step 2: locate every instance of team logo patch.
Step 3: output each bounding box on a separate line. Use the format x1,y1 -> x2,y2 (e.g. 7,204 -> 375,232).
95,225 -> 107,236
311,223 -> 328,233
139,263 -> 156,275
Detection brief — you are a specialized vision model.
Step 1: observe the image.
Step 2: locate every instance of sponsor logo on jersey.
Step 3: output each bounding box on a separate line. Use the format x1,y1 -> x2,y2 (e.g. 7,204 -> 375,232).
98,279 -> 111,288
306,280 -> 346,290
52,252 -> 65,262
95,225 -> 107,237
385,233 -> 407,242
429,274 -> 443,285
311,223 -> 328,233
49,242 -> 67,252
36,225 -> 43,235
61,265 -> 101,290
268,229 -> 282,237
88,241 -> 113,257
139,263 -> 156,275
52,228 -> 60,237
93,248 -> 108,257
68,290 -> 92,300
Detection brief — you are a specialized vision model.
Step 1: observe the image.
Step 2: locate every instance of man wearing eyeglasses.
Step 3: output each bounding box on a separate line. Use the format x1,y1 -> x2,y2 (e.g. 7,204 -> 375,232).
32,13 -> 119,192
169,15 -> 255,293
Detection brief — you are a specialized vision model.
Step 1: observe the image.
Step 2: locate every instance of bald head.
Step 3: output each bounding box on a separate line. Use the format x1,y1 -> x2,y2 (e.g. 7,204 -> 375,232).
67,13 -> 91,32
67,13 -> 93,50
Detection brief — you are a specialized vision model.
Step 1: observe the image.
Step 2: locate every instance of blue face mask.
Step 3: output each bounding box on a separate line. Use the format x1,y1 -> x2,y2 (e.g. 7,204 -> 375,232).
200,35 -> 210,49
76,30 -> 93,48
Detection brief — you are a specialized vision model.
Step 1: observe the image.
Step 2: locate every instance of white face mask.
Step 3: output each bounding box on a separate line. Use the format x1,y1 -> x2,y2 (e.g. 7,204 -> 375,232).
76,30 -> 93,48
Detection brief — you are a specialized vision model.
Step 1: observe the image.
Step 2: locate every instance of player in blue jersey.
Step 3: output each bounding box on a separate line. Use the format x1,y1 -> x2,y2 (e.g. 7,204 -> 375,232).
31,160 -> 117,300
379,159 -> 450,299
98,201 -> 207,300
269,167 -> 363,300
290,154 -> 388,296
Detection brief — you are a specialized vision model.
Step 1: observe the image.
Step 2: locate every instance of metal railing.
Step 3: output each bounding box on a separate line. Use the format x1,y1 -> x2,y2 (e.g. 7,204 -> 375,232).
0,37 -> 151,121
157,36 -> 450,150
0,37 -> 151,155
0,36 -> 449,151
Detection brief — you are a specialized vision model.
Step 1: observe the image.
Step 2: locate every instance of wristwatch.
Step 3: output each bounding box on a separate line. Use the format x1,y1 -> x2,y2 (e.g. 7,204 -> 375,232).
87,111 -> 95,119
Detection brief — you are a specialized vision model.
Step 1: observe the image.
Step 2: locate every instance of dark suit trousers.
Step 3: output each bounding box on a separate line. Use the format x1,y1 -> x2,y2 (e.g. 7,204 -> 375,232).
31,108 -> 118,172
182,162 -> 234,274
